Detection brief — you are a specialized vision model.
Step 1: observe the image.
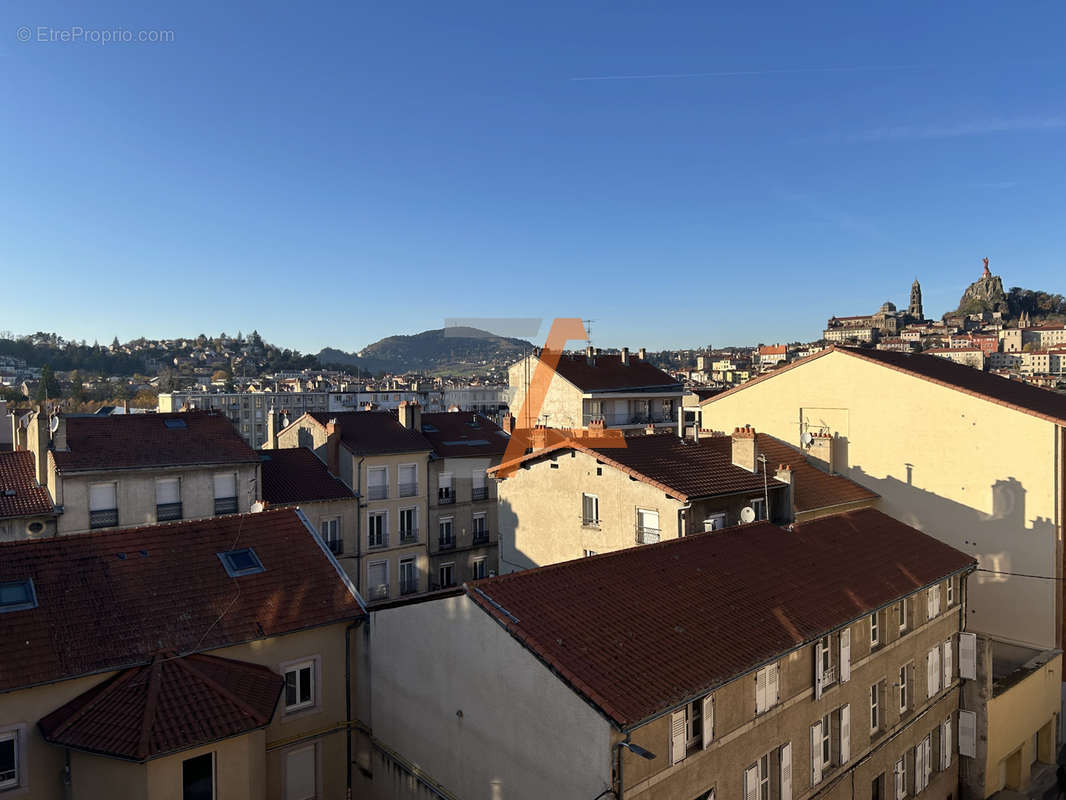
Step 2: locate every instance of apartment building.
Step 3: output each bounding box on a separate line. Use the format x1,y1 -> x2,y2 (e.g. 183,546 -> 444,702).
700,344 -> 1066,796
275,409 -> 432,602
12,409 -> 260,535
508,346 -> 682,431
259,446 -> 359,581
0,450 -> 57,540
0,509 -> 365,800
160,389 -> 330,448
419,411 -> 508,588
491,425 -> 876,571
368,509 -> 976,800
926,347 -> 986,370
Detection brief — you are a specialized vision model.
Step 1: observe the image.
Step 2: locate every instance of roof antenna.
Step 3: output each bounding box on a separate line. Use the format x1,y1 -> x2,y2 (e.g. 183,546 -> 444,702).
582,319 -> 596,347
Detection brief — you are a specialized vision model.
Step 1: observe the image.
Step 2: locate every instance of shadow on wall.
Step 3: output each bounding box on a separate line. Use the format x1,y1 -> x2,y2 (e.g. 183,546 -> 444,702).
297,427 -> 315,450
495,494 -> 539,575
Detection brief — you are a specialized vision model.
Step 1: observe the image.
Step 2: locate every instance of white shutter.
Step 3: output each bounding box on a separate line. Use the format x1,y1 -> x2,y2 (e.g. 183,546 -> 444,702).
702,694 -> 714,748
934,586 -> 941,617
744,764 -> 759,800
756,668 -> 768,713
285,744 -> 316,800
959,710 -> 977,758
943,638 -> 953,688
915,739 -> 926,792
839,627 -> 851,683
928,647 -> 941,698
768,663 -> 780,708
925,737 -> 933,787
780,742 -> 792,800
810,721 -> 823,786
439,472 -> 453,490
894,759 -> 904,800
155,477 -> 180,504
942,717 -> 952,770
89,482 -> 116,510
960,632 -> 977,680
814,641 -> 824,699
472,469 -> 486,490
840,704 -> 851,764
670,710 -> 686,765
213,472 -> 236,499
399,464 -> 416,484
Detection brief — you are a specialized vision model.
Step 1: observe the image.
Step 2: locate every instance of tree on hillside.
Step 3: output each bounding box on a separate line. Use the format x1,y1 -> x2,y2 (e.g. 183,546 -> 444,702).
111,337 -> 120,350
36,365 -> 61,403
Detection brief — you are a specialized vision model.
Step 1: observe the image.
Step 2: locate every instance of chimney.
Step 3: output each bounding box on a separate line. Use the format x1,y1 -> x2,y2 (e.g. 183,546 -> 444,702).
530,424 -> 550,451
587,418 -> 606,436
645,423 -> 656,436
808,431 -> 835,474
774,463 -> 793,485
325,419 -> 341,476
731,426 -> 758,473
122,399 -> 130,414
30,407 -> 50,487
398,400 -> 422,431
50,413 -> 67,452
677,405 -> 685,439
264,404 -> 278,450
499,413 -> 515,435
638,347 -> 647,360
586,345 -> 595,366
621,347 -> 629,366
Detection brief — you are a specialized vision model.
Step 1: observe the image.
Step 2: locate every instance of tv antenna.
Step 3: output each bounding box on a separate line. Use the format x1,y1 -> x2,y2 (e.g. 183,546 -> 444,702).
582,319 -> 596,345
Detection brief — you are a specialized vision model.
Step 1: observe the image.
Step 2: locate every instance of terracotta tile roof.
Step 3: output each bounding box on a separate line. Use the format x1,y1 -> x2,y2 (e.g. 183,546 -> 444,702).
759,345 -> 786,356
490,433 -> 772,502
701,346 -> 1066,425
0,508 -> 363,693
305,411 -> 431,455
538,352 -> 681,393
419,412 -> 509,459
0,451 -> 53,519
467,508 -> 974,728
753,434 -> 879,514
52,412 -> 258,472
38,652 -> 283,761
260,447 -> 356,505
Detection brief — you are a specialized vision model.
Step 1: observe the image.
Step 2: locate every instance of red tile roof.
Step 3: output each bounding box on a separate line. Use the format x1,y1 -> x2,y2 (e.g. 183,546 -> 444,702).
490,433 -> 772,502
0,451 -> 53,519
538,352 -> 681,393
419,412 -> 509,459
38,652 -> 282,761
260,447 -> 356,505
304,411 -> 431,455
0,508 -> 363,693
702,345 -> 1066,425
468,508 -> 974,728
752,434 -> 879,514
52,412 -> 258,472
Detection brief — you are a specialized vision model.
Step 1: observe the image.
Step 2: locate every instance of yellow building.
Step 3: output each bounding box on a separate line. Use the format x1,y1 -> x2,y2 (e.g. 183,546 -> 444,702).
699,344 -> 1066,796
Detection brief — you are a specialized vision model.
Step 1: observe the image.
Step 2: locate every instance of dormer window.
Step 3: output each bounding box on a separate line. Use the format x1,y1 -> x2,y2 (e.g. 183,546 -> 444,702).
0,579 -> 37,613
218,548 -> 265,577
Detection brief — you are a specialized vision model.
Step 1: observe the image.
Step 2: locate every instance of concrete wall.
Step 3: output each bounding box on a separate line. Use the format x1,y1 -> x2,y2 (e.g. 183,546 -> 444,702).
283,497 -> 360,583
369,594 -> 613,800
700,349 -> 1064,651
428,455 -> 499,585
0,513 -> 56,542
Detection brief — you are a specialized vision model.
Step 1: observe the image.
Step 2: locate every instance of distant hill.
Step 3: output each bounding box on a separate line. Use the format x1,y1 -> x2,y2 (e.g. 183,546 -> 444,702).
319,327 -> 534,374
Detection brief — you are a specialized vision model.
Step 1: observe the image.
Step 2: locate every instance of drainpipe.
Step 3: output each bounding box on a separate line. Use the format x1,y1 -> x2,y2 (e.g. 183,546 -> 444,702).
355,457 -> 365,593
677,502 -> 691,538
345,617 -> 366,799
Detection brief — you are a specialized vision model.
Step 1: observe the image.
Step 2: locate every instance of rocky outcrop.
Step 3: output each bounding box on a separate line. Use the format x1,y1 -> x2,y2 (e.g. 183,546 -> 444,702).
957,262 -> 1008,314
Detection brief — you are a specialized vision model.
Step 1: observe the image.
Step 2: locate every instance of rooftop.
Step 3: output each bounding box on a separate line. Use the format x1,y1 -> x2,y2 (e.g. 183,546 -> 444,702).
534,352 -> 681,393
0,450 -> 53,520
260,447 -> 356,505
305,411 -> 431,455
419,412 -> 509,458
752,434 -> 879,514
0,508 -> 363,693
468,508 -> 974,728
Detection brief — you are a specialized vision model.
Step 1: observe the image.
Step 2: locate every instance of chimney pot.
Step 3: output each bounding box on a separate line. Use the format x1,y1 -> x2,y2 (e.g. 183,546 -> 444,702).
731,425 -> 758,472
621,347 -> 629,366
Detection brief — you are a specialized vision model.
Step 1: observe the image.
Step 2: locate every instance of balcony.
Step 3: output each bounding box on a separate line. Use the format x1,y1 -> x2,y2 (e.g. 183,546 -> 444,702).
156,502 -> 183,522
368,485 -> 388,500
367,584 -> 389,602
437,489 -> 454,505
635,526 -> 661,544
438,536 -> 455,550
89,508 -> 119,529
818,665 -> 838,692
582,412 -> 674,428
367,534 -> 388,549
398,482 -> 418,498
214,496 -> 238,515
400,527 -> 418,543
326,538 -> 343,555
471,487 -> 489,502
400,579 -> 418,596
472,530 -> 489,545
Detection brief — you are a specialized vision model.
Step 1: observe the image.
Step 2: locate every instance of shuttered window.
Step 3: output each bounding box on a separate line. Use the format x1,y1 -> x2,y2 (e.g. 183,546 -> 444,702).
368,467 -> 388,500
810,720 -> 824,786
780,742 -> 792,800
840,704 -> 851,764
744,764 -> 759,800
582,494 -> 599,526
927,586 -> 941,620
89,482 -> 116,510
959,710 -> 977,758
701,694 -> 714,749
941,716 -> 952,770
155,478 -> 180,504
959,632 -> 977,680
943,638 -> 953,688
756,663 -> 779,714
670,709 -> 686,765
213,472 -> 236,499
839,627 -> 851,683
927,647 -> 941,698
894,757 -> 906,800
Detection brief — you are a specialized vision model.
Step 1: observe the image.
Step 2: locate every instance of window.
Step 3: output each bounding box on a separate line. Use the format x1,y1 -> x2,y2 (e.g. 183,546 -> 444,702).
439,562 -> 455,588
898,597 -> 910,633
399,558 -> 417,594
899,664 -> 910,713
819,712 -> 831,767
367,467 -> 388,500
472,513 -> 488,543
368,511 -> 387,548
0,580 -> 37,613
946,577 -> 955,606
398,464 -> 417,497
367,561 -> 388,601
155,477 -> 182,521
872,773 -> 885,800
811,705 -> 851,783
943,638 -> 953,688
438,473 -> 454,504
285,744 -> 317,800
750,497 -> 767,521
399,508 -> 417,541
439,517 -> 454,548
636,508 -> 660,543
704,513 -> 727,532
472,558 -> 487,580
685,698 -> 703,751
870,682 -> 880,733
218,548 -> 265,577
213,472 -> 238,515
0,731 -> 18,790
582,493 -> 599,526
472,469 -> 488,501
927,586 -> 941,620
927,646 -> 942,698
182,752 -> 214,800
755,663 -> 780,714
915,737 -> 932,793
583,549 -> 598,557
744,744 -> 791,800
89,481 -> 118,529
320,518 -> 341,554
284,660 -> 315,712
894,756 -> 907,800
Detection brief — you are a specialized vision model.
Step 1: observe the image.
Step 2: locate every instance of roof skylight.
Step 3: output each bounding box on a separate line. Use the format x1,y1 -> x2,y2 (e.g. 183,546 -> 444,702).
218,548 -> 265,577
0,579 -> 38,613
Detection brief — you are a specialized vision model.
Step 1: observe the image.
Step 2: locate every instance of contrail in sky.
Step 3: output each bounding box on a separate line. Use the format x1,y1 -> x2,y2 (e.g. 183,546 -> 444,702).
570,64 -> 923,81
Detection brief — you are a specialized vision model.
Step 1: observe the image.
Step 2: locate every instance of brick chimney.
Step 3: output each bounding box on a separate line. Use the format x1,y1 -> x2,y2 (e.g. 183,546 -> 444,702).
808,431 -> 835,474
774,463 -> 792,485
530,424 -> 550,451
731,426 -> 758,473
586,345 -> 595,366
398,400 -> 422,431
645,423 -> 656,435
50,413 -> 67,452
264,404 -> 278,450
499,413 -> 515,435
325,419 -> 341,476
639,347 -> 647,360
621,347 -> 630,365
587,418 -> 606,436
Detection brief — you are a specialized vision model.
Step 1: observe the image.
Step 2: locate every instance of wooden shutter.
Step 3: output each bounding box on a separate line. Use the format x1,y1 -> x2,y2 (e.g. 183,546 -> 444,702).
924,737 -> 933,787
943,638 -> 953,688
933,586 -> 941,616
916,740 -> 926,792
744,765 -> 759,800
780,742 -> 792,800
942,716 -> 952,770
839,627 -> 851,683
701,695 -> 714,748
894,759 -> 904,800
927,647 -> 941,698
814,641 -> 824,699
670,710 -> 686,765
810,721 -> 823,786
958,710 -> 977,758
756,668 -> 768,713
840,704 -> 851,764
89,482 -> 116,510
767,663 -> 780,708
960,632 -> 977,680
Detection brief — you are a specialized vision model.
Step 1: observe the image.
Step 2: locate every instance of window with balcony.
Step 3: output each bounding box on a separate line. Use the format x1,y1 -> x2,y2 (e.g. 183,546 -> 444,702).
582,493 -> 599,527
367,467 -> 388,500
320,518 -> 342,554
439,518 -> 455,549
367,561 -> 388,601
155,477 -> 182,522
89,482 -> 119,529
438,473 -> 454,505
399,508 -> 418,541
367,512 -> 387,548
399,558 -> 417,595
636,508 -> 660,544
439,562 -> 455,588
398,464 -> 418,497
213,472 -> 238,515
472,558 -> 487,579
472,513 -> 488,544
471,469 -> 488,501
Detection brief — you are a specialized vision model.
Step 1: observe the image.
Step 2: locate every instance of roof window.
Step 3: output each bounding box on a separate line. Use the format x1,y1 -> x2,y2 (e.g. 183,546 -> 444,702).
164,418 -> 187,429
0,579 -> 38,613
218,548 -> 265,577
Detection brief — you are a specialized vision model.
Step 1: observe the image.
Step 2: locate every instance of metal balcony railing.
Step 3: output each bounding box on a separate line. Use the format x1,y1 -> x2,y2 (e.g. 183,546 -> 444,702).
214,497 -> 238,515
635,526 -> 661,544
367,533 -> 388,549
400,527 -> 419,542
438,489 -> 454,505
398,482 -> 418,498
819,665 -> 837,690
326,538 -> 343,555
367,485 -> 388,500
472,530 -> 489,545
400,579 -> 418,596
156,502 -> 182,522
367,584 -> 389,601
438,536 -> 455,550
90,508 -> 119,529
471,487 -> 489,501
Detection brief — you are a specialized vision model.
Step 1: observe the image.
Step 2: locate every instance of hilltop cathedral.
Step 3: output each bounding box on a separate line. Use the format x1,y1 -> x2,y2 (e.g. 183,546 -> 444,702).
823,278 -> 926,342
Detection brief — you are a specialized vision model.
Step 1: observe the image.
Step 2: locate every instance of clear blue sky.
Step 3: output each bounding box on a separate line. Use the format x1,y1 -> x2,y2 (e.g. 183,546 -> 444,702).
3,1 -> 1064,353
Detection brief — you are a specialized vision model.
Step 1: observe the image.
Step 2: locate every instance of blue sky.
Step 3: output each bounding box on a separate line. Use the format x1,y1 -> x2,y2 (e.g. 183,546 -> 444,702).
2,1 -> 1064,353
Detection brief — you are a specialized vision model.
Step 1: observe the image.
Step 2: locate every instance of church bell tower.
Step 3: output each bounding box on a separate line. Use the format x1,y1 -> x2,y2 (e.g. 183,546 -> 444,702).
908,278 -> 923,320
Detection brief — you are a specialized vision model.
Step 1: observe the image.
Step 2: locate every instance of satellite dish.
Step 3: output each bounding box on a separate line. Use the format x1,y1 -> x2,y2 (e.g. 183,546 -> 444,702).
49,416 -> 60,434
801,431 -> 814,448
740,506 -> 756,524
